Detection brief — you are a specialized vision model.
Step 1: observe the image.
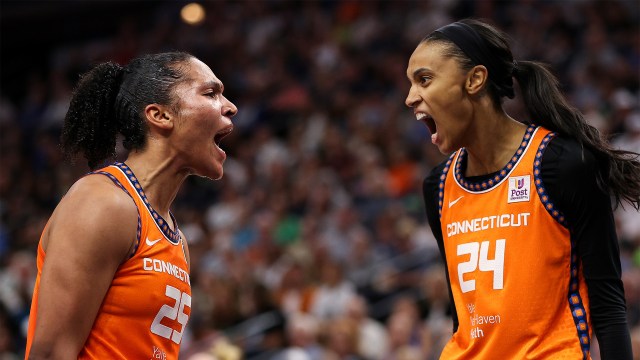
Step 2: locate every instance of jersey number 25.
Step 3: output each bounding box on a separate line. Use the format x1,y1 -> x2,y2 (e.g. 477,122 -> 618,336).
150,284 -> 191,344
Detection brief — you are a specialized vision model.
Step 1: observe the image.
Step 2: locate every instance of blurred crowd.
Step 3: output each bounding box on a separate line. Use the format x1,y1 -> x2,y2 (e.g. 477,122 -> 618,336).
1,1 -> 639,359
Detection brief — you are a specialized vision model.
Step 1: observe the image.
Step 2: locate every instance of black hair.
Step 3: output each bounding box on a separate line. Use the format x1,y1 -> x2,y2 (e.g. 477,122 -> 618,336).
61,52 -> 194,169
423,19 -> 640,210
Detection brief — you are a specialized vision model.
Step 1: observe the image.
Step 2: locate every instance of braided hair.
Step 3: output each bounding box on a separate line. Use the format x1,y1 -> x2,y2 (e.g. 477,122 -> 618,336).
61,52 -> 193,169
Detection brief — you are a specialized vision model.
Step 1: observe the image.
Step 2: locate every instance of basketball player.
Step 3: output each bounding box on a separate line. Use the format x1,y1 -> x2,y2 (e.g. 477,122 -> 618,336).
25,52 -> 237,359
405,19 -> 639,359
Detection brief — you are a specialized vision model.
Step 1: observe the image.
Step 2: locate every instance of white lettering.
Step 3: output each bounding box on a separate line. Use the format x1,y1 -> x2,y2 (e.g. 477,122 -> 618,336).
447,213 -> 530,237
471,327 -> 484,339
457,240 -> 505,293
143,258 -> 190,285
470,313 -> 502,326
152,346 -> 167,360
481,217 -> 489,230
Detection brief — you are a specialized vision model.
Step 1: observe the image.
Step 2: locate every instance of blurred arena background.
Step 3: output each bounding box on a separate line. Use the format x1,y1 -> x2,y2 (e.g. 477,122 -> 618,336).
1,1 -> 639,359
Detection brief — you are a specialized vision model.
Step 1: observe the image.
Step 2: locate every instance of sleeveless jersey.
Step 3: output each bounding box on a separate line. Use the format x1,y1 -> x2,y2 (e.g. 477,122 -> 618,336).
25,162 -> 191,360
438,125 -> 592,359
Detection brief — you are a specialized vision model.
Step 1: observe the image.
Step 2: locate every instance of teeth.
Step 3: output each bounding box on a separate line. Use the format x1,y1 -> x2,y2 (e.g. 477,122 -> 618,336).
416,113 -> 428,121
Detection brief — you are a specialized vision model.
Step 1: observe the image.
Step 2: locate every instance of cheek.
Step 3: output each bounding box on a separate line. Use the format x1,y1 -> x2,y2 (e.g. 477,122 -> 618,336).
434,86 -> 468,117
185,106 -> 216,130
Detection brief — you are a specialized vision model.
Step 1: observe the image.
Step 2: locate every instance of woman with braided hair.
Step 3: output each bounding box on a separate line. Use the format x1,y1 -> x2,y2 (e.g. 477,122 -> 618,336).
406,19 -> 638,359
25,52 -> 237,359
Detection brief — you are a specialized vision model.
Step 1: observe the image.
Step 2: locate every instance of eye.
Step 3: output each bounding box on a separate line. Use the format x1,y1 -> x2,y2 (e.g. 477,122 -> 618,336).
419,76 -> 432,86
204,92 -> 220,98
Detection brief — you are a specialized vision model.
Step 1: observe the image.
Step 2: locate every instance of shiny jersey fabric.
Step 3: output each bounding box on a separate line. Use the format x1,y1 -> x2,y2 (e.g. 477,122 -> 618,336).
26,162 -> 191,360
438,125 -> 591,359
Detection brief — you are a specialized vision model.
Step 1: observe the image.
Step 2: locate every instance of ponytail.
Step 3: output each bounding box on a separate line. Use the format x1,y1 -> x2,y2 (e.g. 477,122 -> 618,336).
514,60 -> 640,209
61,51 -> 194,170
61,62 -> 124,169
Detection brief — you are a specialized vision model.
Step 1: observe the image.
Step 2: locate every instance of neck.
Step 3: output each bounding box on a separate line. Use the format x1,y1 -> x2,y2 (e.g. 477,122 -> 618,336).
124,150 -> 188,218
464,111 -> 528,177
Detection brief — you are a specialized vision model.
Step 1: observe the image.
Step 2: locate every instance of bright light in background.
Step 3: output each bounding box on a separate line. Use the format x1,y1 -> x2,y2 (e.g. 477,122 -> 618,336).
181,3 -> 206,26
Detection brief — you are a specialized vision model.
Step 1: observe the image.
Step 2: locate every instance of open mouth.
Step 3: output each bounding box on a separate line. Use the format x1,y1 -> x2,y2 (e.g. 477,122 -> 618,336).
214,125 -> 234,147
416,113 -> 436,135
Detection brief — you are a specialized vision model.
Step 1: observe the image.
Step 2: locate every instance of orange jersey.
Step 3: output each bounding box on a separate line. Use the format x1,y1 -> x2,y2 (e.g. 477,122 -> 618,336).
438,125 -> 591,359
26,162 -> 191,360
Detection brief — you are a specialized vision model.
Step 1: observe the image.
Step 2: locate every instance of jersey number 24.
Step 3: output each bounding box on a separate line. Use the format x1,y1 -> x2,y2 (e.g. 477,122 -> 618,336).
457,239 -> 505,293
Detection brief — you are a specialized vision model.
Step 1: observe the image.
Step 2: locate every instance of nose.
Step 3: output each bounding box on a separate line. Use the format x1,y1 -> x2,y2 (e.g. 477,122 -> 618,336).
222,95 -> 238,118
405,85 -> 419,108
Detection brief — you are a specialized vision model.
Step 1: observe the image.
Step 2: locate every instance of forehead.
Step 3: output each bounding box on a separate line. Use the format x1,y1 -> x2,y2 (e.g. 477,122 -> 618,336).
406,41 -> 455,77
178,58 -> 220,87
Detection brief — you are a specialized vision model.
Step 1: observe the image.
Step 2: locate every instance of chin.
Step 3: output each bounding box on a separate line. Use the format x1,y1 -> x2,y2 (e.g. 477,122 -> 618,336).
437,144 -> 455,155
205,167 -> 224,181
210,164 -> 225,180
192,162 -> 224,181
195,171 -> 223,181
439,140 -> 463,154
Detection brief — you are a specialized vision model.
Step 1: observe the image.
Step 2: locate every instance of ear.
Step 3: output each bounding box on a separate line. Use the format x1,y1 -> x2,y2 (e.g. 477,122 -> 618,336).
466,65 -> 489,95
144,104 -> 174,130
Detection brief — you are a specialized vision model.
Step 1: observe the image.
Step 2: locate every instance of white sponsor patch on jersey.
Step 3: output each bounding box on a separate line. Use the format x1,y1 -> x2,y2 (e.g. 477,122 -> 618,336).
507,175 -> 530,203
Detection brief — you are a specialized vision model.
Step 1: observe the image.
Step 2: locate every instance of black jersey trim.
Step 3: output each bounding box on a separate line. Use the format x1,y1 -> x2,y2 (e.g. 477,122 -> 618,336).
90,171 -> 142,259
438,153 -> 456,219
111,162 -> 181,244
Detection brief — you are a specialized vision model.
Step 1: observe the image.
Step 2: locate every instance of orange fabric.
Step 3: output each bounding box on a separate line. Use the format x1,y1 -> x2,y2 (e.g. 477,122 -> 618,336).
26,164 -> 191,359
438,126 -> 591,359
24,243 -> 45,359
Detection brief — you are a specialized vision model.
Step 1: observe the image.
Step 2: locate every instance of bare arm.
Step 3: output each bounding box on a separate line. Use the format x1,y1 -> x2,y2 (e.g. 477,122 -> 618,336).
28,175 -> 138,359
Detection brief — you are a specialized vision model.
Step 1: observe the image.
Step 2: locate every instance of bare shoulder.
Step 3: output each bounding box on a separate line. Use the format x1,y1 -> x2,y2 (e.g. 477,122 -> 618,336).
43,173 -> 138,259
66,173 -> 134,202
59,174 -> 138,226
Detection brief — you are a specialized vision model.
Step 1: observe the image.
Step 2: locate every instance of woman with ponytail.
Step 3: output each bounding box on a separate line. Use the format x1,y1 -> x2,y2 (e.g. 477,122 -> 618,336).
406,19 -> 637,359
25,52 -> 237,359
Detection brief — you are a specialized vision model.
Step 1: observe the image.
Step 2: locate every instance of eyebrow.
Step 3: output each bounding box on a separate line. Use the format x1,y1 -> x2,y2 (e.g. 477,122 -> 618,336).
203,80 -> 223,93
411,67 -> 430,79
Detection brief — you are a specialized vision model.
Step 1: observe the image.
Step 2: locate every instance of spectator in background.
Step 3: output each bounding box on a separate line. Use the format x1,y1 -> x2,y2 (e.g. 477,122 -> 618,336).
282,312 -> 326,360
384,299 -> 426,360
416,265 -> 450,358
310,258 -> 356,320
344,294 -> 389,360
322,317 -> 361,360
275,261 -> 317,316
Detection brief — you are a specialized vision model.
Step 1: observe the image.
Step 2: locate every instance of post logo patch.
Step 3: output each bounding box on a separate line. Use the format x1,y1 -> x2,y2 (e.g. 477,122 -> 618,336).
508,175 -> 530,203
